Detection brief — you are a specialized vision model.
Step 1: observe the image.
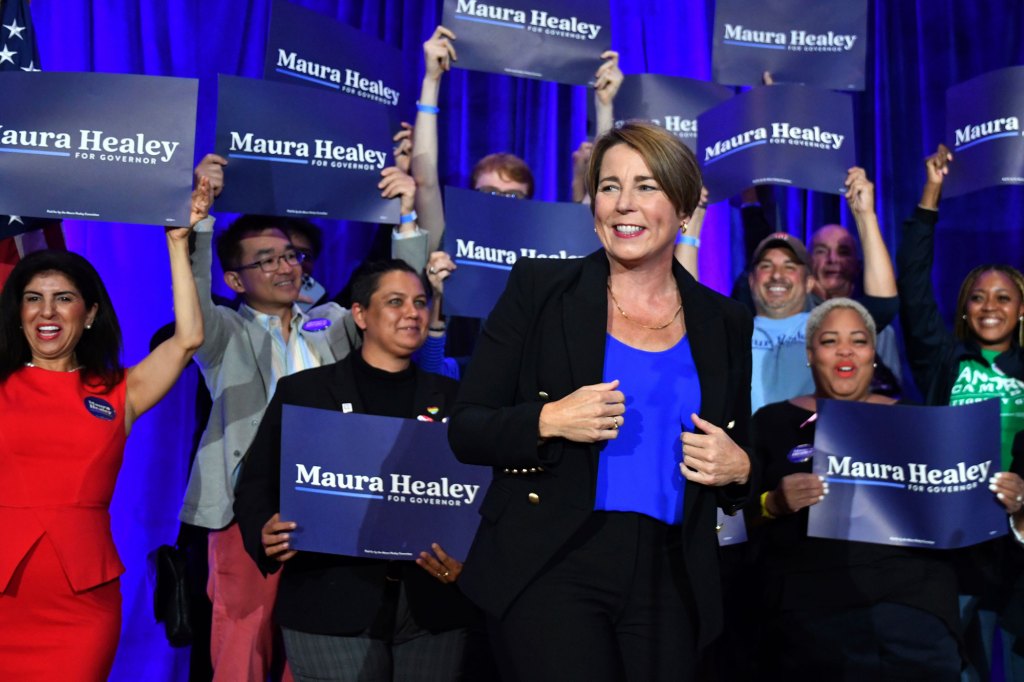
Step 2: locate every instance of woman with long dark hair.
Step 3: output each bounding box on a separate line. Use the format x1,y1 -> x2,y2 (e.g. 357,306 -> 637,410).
0,179 -> 212,680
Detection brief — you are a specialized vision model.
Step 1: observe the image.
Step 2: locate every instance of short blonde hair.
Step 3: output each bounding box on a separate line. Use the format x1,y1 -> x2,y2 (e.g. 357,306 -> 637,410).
805,298 -> 877,349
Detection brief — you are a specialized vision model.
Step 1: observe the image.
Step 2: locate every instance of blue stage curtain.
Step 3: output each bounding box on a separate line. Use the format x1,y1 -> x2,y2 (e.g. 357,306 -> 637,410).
25,1 -> 1024,678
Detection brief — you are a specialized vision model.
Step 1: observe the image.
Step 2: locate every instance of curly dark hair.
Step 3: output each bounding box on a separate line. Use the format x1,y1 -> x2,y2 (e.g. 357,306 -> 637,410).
0,250 -> 124,391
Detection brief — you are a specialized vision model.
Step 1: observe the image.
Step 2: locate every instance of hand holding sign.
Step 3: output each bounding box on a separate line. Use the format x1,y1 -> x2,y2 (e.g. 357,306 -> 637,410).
766,473 -> 827,516
173,176 -> 214,240
426,251 -> 456,296
990,471 -> 1024,515
424,25 -> 457,80
594,50 -> 623,107
415,542 -> 463,584
392,122 -> 414,174
379,166 -> 416,217
262,512 -> 298,563
194,153 -> 227,198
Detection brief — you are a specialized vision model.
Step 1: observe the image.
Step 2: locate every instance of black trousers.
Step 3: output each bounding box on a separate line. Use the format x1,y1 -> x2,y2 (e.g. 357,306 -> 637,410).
489,512 -> 696,682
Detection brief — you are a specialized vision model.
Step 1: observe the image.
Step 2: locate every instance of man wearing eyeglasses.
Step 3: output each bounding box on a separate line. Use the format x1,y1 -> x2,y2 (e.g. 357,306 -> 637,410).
179,154 -> 428,681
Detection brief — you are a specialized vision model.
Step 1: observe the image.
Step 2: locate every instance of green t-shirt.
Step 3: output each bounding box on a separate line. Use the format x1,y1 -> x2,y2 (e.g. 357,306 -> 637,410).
949,349 -> 1024,471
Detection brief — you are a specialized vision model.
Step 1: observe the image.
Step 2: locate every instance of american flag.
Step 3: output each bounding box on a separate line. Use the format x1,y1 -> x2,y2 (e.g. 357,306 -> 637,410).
0,0 -> 64,287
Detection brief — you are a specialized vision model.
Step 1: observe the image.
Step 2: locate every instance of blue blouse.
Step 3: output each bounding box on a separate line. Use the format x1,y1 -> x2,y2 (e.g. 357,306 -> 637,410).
594,333 -> 702,525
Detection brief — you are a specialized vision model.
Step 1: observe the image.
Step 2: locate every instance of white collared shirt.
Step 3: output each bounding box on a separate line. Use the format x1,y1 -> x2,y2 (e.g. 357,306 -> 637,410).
241,303 -> 323,401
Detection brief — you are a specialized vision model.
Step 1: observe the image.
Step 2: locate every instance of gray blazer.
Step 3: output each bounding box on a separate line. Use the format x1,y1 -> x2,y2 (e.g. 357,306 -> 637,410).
179,220 -> 428,529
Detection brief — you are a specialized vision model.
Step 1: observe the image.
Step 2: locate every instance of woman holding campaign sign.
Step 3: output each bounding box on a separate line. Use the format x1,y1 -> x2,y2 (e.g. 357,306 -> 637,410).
751,298 -> 964,680
0,178 -> 212,679
233,260 -> 481,682
897,144 -> 1024,680
448,122 -> 755,681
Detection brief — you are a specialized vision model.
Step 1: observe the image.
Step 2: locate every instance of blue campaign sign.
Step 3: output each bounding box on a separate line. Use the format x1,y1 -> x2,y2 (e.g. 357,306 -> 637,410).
280,406 -> 491,561
608,74 -> 735,152
264,0 -> 409,116
0,71 -> 196,226
443,186 -> 598,319
215,75 -> 399,224
944,66 -> 1024,198
808,399 -> 1007,549
442,0 -> 610,85
712,0 -> 867,91
697,84 -> 855,203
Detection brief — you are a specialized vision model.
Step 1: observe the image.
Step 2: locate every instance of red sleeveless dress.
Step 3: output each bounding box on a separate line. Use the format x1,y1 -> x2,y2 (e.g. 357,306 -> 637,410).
0,365 -> 128,681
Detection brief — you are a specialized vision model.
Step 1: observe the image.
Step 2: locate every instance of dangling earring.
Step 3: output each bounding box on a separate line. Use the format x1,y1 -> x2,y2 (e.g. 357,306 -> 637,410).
873,362 -> 877,368
962,314 -> 967,320
85,324 -> 92,330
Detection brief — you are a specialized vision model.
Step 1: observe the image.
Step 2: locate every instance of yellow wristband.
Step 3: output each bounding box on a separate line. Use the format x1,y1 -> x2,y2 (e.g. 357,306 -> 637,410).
760,491 -> 776,519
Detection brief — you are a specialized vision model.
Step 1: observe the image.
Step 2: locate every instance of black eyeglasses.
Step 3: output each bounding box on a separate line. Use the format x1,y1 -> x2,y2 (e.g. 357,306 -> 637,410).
232,250 -> 306,273
477,186 -> 527,200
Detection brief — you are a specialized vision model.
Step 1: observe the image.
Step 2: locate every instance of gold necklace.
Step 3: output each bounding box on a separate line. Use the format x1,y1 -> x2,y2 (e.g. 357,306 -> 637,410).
607,279 -> 682,331
24,362 -> 82,372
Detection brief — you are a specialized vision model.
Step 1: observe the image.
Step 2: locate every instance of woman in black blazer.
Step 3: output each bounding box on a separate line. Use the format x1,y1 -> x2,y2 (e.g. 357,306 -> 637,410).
448,122 -> 757,681
234,260 -> 478,681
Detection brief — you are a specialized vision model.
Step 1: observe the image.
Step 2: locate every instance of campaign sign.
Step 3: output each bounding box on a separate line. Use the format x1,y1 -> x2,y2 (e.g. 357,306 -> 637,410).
442,0 -> 611,85
697,84 -> 855,203
215,75 -> 399,224
609,74 -> 735,152
712,0 -> 867,91
280,406 -> 491,560
264,0 -> 408,114
808,400 -> 1006,550
0,71 -> 196,226
944,66 -> 1024,198
444,186 -> 597,319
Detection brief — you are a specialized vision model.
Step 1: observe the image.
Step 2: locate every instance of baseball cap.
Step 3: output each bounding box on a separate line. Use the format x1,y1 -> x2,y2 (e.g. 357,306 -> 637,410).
751,232 -> 810,267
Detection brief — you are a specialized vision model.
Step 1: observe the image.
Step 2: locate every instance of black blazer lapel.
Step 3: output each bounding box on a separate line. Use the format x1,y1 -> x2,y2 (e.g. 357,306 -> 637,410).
562,251 -> 612,389
677,265 -> 728,427
674,262 -> 728,521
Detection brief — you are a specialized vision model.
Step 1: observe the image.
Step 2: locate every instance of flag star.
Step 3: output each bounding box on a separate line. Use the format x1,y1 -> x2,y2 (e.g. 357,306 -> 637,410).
8,216 -> 24,226
20,60 -> 39,72
0,44 -> 15,65
4,19 -> 25,40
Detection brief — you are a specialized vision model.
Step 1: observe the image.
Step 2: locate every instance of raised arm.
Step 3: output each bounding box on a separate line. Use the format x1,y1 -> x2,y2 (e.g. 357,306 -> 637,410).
845,167 -> 896,298
124,177 -> 213,431
411,25 -> 456,253
384,165 -> 430,272
896,144 -> 956,391
675,187 -> 708,279
593,50 -> 622,138
571,51 -> 622,204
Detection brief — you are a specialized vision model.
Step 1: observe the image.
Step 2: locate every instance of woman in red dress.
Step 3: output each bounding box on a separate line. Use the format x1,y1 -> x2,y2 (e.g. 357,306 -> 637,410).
0,179 -> 212,680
